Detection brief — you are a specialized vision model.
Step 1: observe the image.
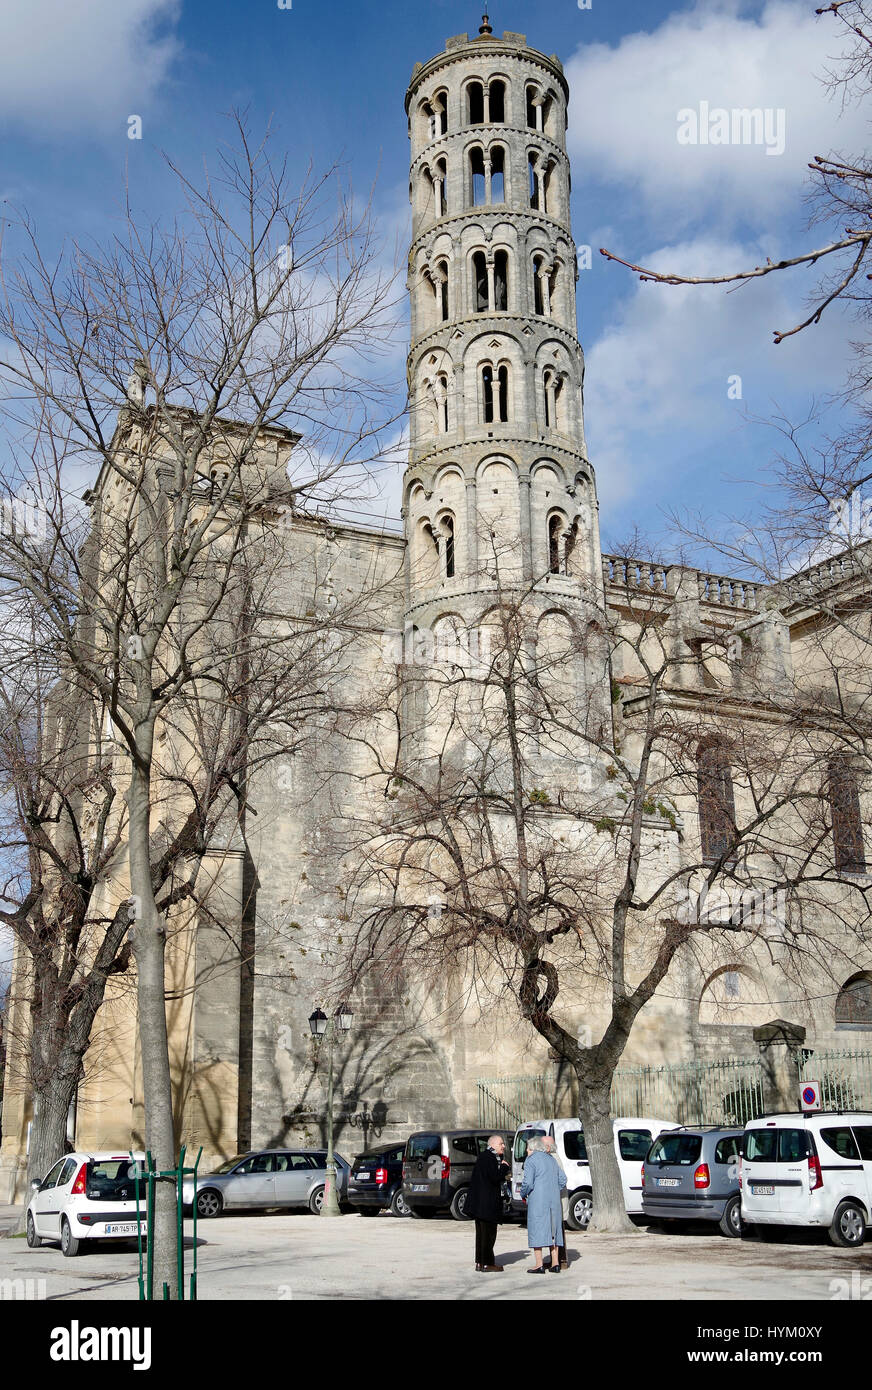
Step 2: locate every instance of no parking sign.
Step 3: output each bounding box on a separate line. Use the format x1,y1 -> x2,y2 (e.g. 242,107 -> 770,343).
801,1080 -> 822,1111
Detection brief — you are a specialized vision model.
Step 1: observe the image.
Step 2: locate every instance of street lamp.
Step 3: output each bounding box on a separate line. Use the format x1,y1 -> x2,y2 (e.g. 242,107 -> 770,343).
309,1003 -> 353,1217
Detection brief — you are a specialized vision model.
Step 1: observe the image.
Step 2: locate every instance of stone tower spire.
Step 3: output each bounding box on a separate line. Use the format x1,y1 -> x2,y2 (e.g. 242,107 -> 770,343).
403,26 -> 602,639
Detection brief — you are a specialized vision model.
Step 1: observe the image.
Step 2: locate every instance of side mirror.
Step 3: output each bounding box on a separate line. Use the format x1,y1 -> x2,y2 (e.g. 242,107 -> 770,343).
30,1178 -> 42,1192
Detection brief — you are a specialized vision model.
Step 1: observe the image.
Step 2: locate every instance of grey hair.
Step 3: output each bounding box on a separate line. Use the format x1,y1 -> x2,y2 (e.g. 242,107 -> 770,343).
525,1136 -> 544,1154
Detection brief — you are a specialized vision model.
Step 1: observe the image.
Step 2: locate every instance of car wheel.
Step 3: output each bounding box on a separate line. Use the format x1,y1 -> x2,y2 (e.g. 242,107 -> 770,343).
25,1212 -> 42,1248
358,1206 -> 380,1217
829,1199 -> 867,1248
719,1195 -> 742,1238
449,1187 -> 471,1221
410,1205 -> 435,1218
60,1217 -> 80,1257
196,1189 -> 224,1219
308,1185 -> 325,1215
390,1188 -> 411,1218
566,1189 -> 593,1232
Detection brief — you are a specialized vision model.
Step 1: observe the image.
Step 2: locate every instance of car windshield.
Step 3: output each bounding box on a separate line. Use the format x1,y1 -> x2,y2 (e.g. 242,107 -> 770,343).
213,1154 -> 253,1174
407,1134 -> 440,1160
648,1133 -> 702,1165
514,1129 -> 546,1163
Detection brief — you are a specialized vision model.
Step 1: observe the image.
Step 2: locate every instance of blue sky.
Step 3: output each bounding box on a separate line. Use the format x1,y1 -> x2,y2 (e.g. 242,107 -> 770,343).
0,0 -> 865,559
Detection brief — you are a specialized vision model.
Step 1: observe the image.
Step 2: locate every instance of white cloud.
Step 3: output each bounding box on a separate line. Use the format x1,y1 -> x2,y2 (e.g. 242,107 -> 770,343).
565,0 -> 867,226
584,235 -> 854,514
0,0 -> 181,137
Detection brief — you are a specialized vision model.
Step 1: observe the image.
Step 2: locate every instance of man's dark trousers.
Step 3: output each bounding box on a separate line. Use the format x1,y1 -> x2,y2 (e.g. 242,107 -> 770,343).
474,1219 -> 498,1267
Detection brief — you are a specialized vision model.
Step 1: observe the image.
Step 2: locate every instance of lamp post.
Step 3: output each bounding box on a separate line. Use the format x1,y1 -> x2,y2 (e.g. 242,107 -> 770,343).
308,1004 -> 352,1217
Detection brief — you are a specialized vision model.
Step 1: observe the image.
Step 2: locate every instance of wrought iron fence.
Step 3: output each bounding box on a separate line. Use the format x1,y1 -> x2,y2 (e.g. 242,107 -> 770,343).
800,1048 -> 872,1111
478,1057 -> 765,1129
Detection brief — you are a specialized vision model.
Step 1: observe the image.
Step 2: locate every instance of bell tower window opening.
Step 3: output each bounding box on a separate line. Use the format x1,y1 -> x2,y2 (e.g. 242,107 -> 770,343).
482,362 -> 510,424
548,515 -> 563,574
468,82 -> 485,125
697,741 -> 737,864
490,145 -> 505,203
435,259 -> 449,321
532,254 -> 544,315
529,154 -> 540,209
443,514 -> 456,578
482,364 -> 494,423
470,147 -> 486,207
493,249 -> 508,311
526,85 -> 539,129
489,80 -> 506,123
436,373 -> 450,433
472,251 -> 488,312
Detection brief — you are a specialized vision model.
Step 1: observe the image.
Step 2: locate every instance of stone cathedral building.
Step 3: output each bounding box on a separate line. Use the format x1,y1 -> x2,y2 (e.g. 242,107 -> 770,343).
2,21 -> 871,1195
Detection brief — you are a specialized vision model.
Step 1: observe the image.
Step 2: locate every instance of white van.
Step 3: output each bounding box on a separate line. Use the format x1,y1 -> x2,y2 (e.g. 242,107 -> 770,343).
741,1111 -> 872,1247
512,1115 -> 680,1230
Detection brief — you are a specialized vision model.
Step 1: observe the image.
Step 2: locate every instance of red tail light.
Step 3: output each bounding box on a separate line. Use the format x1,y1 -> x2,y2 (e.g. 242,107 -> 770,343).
375,1166 -> 388,1186
71,1163 -> 88,1195
738,1158 -> 743,1189
693,1163 -> 711,1190
808,1155 -> 823,1191
440,1155 -> 450,1180
640,1164 -> 645,1189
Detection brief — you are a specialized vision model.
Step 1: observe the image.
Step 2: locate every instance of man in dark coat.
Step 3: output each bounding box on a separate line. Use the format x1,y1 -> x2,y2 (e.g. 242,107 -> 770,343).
466,1134 -> 510,1272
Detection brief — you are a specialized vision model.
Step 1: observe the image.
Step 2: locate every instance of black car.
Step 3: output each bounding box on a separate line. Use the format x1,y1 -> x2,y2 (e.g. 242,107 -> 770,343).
347,1142 -> 410,1217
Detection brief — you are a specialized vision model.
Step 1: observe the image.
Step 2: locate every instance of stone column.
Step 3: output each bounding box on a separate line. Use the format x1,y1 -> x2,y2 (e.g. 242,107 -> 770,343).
753,1019 -> 807,1114
518,472 -> 533,582
465,476 -> 479,577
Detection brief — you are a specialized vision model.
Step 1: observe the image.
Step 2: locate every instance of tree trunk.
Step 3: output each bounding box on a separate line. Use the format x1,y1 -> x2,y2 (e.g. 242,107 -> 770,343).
128,761 -> 179,1299
577,1071 -> 635,1234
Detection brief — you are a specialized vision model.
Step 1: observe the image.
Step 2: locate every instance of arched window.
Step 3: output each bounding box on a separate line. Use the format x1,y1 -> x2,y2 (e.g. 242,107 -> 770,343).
529,154 -> 540,209
481,363 -> 509,424
490,145 -> 506,203
542,161 -> 554,217
467,81 -> 485,125
543,369 -> 563,429
835,972 -> 872,1027
443,514 -> 456,577
489,80 -> 506,123
433,90 -> 448,136
469,147 -> 486,207
435,260 -> 449,321
526,85 -> 539,129
548,515 -> 563,574
829,756 -> 866,874
697,742 -> 736,864
434,158 -> 447,217
472,251 -> 488,312
532,254 -> 545,315
435,373 -> 449,432
493,249 -> 508,311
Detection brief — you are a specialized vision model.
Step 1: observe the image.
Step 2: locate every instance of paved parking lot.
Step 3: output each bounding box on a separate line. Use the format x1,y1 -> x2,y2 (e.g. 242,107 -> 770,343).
2,1208 -> 871,1301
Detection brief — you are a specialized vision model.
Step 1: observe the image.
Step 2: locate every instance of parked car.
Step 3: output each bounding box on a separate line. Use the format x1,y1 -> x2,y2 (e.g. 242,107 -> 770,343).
26,1150 -> 147,1257
511,1116 -> 681,1230
347,1142 -> 410,1217
741,1111 -> 872,1247
182,1149 -> 351,1218
642,1125 -> 744,1236
402,1129 -> 514,1219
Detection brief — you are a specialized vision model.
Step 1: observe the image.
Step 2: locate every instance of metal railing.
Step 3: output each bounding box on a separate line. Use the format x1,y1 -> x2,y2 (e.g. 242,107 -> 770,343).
478,1057 -> 765,1129
800,1048 -> 872,1111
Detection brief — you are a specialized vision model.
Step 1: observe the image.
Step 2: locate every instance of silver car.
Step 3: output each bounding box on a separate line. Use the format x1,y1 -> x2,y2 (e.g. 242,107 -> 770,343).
183,1149 -> 350,1218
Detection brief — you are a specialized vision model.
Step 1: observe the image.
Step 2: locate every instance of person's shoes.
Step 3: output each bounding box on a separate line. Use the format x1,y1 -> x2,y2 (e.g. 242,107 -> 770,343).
542,1260 -> 552,1269
527,1266 -> 547,1274
481,1264 -> 504,1272
549,1265 -> 562,1273
475,1263 -> 483,1271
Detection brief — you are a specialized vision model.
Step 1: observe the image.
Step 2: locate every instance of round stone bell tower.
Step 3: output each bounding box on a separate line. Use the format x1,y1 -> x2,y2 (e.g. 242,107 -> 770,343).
403,18 -> 603,644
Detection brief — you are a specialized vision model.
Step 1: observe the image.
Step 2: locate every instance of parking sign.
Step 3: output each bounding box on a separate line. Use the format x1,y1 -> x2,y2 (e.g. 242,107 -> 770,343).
801,1081 -> 822,1111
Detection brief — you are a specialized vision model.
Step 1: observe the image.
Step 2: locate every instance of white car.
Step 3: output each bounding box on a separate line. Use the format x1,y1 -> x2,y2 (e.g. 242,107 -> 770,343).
26,1150 -> 146,1257
741,1111 -> 872,1247
512,1115 -> 680,1229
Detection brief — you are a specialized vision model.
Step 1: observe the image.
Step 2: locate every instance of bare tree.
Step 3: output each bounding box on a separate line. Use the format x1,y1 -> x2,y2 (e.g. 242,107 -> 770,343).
337,537 -> 871,1231
0,115 -> 401,1290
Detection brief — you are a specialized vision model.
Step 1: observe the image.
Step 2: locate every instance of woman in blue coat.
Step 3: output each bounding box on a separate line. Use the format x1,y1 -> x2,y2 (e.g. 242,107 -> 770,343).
520,1136 -> 567,1273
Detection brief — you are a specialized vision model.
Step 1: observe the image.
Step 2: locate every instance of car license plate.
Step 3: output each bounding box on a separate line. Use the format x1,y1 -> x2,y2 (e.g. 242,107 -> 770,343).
411,1183 -> 429,1193
356,1172 -> 370,1180
752,1185 -> 775,1196
657,1178 -> 681,1187
106,1223 -> 139,1236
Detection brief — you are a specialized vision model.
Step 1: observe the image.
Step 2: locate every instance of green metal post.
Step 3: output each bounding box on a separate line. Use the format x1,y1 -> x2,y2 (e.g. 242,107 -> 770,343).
190,1147 -> 201,1300
132,1151 -> 144,1302
146,1151 -> 155,1302
176,1145 -> 186,1301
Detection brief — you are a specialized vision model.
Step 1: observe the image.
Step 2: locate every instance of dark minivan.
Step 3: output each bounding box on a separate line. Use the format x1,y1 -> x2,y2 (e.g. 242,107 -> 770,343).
402,1129 -> 513,1220
347,1142 -> 410,1217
